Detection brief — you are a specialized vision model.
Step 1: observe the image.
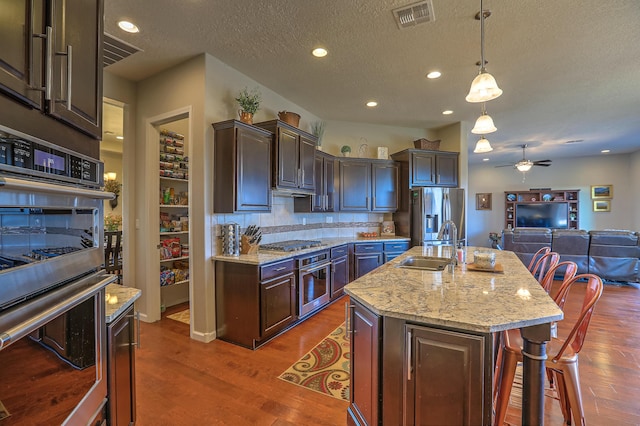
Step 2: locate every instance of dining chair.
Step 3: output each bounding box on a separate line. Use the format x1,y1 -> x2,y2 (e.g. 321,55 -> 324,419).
104,230 -> 123,283
527,246 -> 551,271
530,251 -> 560,284
494,274 -> 604,426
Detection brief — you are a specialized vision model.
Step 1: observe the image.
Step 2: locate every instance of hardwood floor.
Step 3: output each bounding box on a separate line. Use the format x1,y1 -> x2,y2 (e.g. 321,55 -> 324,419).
136,283 -> 640,425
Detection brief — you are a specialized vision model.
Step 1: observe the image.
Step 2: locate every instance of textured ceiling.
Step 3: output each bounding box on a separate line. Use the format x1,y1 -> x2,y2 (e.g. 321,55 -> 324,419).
103,0 -> 640,165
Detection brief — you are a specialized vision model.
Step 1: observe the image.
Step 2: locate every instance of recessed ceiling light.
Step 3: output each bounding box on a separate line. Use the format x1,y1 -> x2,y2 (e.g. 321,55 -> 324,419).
442,110 -> 453,115
601,149 -> 610,153
482,158 -> 490,161
312,47 -> 328,57
116,136 -> 124,140
366,101 -> 378,107
118,20 -> 139,33
427,71 -> 441,79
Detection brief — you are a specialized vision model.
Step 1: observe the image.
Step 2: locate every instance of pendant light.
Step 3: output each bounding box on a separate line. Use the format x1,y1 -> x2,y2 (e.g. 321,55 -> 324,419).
466,0 -> 502,103
473,136 -> 493,153
471,103 -> 497,134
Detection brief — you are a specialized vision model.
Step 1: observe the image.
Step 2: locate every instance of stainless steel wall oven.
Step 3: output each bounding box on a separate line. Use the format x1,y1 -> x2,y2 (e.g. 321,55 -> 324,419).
297,250 -> 331,318
0,126 -> 115,425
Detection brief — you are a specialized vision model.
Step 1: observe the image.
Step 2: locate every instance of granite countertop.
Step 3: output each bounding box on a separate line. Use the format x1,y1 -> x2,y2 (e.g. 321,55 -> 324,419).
105,284 -> 141,323
212,236 -> 410,265
344,246 -> 563,333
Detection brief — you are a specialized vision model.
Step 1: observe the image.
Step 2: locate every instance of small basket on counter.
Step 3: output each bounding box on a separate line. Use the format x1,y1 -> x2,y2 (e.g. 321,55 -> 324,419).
413,138 -> 441,150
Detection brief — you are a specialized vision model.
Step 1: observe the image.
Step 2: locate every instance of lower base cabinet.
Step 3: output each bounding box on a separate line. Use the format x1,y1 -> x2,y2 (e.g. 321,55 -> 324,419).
348,302 -> 492,426
331,245 -> 349,299
107,305 -> 136,426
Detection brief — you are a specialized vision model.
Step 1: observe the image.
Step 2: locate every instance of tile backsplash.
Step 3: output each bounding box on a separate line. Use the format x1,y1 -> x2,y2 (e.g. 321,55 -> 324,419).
212,195 -> 392,253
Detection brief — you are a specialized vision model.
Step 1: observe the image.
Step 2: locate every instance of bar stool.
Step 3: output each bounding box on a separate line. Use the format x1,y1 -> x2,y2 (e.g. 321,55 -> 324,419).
540,261 -> 579,296
104,230 -> 123,283
530,251 -> 559,284
493,274 -> 603,426
527,246 -> 551,271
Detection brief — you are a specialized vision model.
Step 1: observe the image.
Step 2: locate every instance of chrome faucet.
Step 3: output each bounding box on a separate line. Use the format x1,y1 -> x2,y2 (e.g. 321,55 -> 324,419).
437,220 -> 458,269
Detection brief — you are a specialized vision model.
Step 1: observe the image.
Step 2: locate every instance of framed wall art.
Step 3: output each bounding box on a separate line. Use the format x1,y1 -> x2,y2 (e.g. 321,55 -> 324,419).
593,200 -> 611,212
591,185 -> 613,199
476,193 -> 492,210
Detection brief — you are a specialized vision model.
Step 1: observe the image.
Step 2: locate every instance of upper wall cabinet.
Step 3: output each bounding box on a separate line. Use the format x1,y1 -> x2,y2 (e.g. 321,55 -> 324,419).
213,120 -> 272,213
338,158 -> 398,212
47,0 -> 103,139
0,0 -> 103,157
391,149 -> 459,188
294,151 -> 335,213
255,120 -> 316,194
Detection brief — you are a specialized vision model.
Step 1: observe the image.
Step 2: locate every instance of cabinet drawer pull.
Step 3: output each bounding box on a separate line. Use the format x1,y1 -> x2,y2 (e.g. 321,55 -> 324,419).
274,266 -> 287,272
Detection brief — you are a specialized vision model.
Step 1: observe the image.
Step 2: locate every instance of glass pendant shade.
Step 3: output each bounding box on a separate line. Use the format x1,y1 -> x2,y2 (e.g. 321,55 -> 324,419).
466,71 -> 503,103
471,112 -> 497,134
473,136 -> 493,153
516,161 -> 533,172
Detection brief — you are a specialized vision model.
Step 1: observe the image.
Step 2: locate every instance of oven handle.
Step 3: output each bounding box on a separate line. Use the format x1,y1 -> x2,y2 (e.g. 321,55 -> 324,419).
299,261 -> 331,274
0,176 -> 113,200
0,275 -> 116,350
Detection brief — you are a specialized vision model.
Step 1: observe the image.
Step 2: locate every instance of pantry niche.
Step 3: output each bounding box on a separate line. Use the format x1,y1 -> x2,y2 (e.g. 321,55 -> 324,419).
157,118 -> 190,312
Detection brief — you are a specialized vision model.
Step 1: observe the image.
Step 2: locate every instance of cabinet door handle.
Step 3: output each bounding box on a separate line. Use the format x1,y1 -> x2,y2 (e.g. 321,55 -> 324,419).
44,26 -> 53,100
63,44 -> 72,109
372,196 -> 376,209
301,169 -> 305,185
127,311 -> 141,349
365,196 -> 369,208
407,327 -> 413,380
345,303 -> 355,335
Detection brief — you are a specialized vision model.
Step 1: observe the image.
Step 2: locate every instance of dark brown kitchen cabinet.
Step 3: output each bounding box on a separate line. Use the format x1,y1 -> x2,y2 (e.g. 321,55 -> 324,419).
213,120 -> 272,213
347,300 -> 380,426
330,244 -> 349,299
371,161 -> 399,211
338,159 -> 398,212
294,151 -> 335,212
0,0 -> 45,109
351,243 -> 383,281
348,308 -> 492,426
48,0 -> 103,139
215,258 -> 296,349
404,325 -> 488,425
383,241 -> 410,263
261,269 -> 296,337
107,305 -> 137,426
391,149 -> 458,188
0,0 -> 103,158
255,120 -> 316,193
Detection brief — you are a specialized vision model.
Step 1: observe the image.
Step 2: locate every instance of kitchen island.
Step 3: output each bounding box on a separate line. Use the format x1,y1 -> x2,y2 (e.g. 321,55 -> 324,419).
344,246 -> 563,425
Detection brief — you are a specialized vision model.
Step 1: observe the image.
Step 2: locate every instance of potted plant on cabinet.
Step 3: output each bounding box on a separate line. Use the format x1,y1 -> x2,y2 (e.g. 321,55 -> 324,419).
235,87 -> 261,124
341,145 -> 351,157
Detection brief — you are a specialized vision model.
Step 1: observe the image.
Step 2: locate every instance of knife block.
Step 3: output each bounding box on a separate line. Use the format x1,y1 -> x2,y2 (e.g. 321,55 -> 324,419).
240,235 -> 259,255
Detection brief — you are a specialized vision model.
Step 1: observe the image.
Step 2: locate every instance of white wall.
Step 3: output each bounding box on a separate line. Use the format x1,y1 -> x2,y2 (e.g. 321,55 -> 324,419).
632,151 -> 640,230
467,153 -> 638,247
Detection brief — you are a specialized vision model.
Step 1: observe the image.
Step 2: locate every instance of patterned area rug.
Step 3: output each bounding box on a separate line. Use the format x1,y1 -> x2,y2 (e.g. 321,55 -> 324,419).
278,323 -> 350,401
166,309 -> 190,325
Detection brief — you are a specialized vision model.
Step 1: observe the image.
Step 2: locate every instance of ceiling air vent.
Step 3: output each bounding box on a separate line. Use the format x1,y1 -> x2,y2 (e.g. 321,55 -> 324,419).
392,0 -> 435,29
103,33 -> 142,67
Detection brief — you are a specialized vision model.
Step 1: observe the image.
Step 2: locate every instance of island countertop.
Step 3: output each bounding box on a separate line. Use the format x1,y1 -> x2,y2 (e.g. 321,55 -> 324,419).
343,245 -> 563,333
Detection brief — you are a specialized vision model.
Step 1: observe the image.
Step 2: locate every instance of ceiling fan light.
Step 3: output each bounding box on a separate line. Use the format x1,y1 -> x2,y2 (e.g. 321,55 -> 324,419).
473,136 -> 493,153
471,113 -> 497,134
466,71 -> 503,103
516,161 -> 533,172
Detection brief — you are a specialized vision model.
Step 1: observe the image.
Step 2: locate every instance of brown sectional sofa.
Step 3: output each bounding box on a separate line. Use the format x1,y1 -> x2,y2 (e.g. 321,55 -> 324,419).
502,228 -> 640,283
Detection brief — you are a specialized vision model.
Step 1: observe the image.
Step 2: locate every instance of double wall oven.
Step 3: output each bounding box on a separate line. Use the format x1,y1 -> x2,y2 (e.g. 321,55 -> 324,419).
0,125 -> 114,425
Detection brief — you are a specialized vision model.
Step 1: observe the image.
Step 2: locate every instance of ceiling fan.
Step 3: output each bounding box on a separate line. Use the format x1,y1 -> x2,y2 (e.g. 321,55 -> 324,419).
495,144 -> 552,171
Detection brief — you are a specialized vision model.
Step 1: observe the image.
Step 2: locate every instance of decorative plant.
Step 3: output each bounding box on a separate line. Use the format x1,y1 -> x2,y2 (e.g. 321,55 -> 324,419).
235,86 -> 262,114
311,121 -> 326,147
104,214 -> 122,231
341,145 -> 351,154
104,179 -> 121,197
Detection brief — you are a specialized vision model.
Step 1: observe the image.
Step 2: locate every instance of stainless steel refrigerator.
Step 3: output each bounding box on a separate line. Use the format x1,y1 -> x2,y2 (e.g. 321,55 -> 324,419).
402,187 -> 466,246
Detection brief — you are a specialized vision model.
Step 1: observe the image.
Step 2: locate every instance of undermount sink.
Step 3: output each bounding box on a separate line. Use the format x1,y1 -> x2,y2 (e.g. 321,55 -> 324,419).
397,256 -> 452,271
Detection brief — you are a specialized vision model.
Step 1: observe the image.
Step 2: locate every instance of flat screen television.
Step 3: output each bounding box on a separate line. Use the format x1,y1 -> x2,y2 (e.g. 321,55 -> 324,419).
515,203 -> 569,229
